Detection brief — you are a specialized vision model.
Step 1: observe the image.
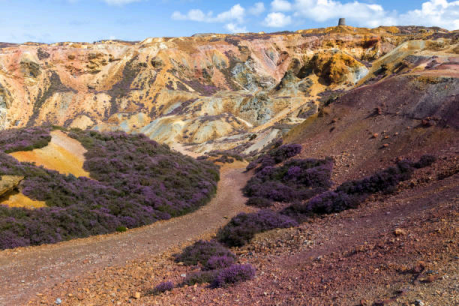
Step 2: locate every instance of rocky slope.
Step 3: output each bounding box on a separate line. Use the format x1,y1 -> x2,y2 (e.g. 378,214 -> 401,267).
0,25 -> 458,306
1,26 -> 457,153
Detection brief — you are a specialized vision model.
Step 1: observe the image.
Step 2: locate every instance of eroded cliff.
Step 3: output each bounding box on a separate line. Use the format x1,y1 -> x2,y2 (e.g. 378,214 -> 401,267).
0,25 -> 457,153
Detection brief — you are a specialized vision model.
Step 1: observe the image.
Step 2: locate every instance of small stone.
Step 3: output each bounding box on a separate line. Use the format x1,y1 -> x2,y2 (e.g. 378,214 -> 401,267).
360,299 -> 368,306
181,273 -> 187,278
382,143 -> 389,148
421,275 -> 439,283
55,298 -> 62,305
415,300 -> 424,306
394,228 -> 406,236
372,133 -> 379,139
134,292 -> 141,299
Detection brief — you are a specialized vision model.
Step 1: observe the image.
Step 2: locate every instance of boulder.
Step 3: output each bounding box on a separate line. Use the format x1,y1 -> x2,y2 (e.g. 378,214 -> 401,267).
0,175 -> 24,197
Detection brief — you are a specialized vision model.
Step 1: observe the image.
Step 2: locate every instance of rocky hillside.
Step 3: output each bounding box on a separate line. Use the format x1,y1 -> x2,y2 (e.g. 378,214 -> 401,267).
1,25 -> 457,153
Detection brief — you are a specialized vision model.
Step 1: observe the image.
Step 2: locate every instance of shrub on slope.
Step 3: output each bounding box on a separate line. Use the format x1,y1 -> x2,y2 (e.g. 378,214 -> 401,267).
217,210 -> 298,247
211,264 -> 256,288
246,144 -> 302,171
69,130 -> 220,217
0,126 -> 52,153
174,240 -> 236,270
243,158 -> 333,202
282,156 -> 436,218
0,128 -> 220,249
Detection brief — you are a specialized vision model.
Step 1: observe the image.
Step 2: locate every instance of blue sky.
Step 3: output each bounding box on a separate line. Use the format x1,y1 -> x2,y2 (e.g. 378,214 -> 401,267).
1,0 -> 458,43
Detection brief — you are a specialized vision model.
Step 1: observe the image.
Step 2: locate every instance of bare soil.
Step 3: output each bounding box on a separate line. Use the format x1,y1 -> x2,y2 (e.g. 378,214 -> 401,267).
21,159 -> 459,306
9,130 -> 89,178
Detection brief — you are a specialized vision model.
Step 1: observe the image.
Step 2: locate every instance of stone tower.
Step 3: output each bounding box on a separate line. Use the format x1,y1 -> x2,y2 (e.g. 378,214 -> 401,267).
338,18 -> 346,26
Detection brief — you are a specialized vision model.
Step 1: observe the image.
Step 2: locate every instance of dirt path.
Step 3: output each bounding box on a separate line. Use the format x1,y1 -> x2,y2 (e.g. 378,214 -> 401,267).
0,162 -> 251,305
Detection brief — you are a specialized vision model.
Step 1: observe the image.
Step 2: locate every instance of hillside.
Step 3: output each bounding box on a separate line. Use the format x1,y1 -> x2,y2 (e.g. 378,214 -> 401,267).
0,25 -> 458,306
0,127 -> 219,249
1,26 -> 457,154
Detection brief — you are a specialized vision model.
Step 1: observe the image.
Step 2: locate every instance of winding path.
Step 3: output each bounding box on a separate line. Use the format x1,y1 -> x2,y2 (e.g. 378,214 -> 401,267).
0,162 -> 251,305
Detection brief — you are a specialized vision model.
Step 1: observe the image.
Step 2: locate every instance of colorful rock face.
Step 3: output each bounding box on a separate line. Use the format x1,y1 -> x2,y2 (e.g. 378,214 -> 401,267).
0,26 -> 457,153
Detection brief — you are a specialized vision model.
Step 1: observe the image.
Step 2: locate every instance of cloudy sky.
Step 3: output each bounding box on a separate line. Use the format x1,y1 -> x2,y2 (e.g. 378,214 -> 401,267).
1,0 -> 458,43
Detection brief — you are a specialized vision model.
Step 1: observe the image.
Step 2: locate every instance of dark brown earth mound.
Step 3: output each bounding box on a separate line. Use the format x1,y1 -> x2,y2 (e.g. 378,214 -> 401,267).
286,73 -> 459,184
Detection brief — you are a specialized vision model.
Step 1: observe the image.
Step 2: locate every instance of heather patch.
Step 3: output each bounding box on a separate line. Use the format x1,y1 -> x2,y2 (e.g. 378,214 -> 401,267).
204,255 -> 236,271
181,270 -> 220,286
0,126 -> 52,153
211,264 -> 256,288
69,130 -> 220,217
158,239 -> 251,292
173,240 -> 236,268
245,144 -> 302,172
243,158 -> 333,202
153,281 -> 174,294
0,128 -> 219,250
245,197 -> 273,208
282,156 -> 436,219
217,210 -> 298,247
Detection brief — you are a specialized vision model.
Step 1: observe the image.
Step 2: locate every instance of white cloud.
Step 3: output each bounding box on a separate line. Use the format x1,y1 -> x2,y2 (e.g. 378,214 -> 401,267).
271,0 -> 292,12
399,0 -> 459,30
264,12 -> 292,27
291,0 -> 458,30
249,2 -> 266,16
217,4 -> 245,23
293,0 -> 391,25
171,0 -> 459,33
172,4 -> 245,23
102,0 -> 141,5
225,23 -> 248,33
172,9 -> 211,22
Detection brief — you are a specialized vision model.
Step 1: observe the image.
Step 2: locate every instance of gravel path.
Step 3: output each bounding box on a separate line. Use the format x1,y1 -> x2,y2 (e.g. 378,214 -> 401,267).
0,162 -> 250,305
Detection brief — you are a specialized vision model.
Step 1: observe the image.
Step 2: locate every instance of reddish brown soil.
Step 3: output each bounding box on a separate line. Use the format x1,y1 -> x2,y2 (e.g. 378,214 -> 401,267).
3,73 -> 459,306
0,162 -> 252,305
21,162 -> 458,306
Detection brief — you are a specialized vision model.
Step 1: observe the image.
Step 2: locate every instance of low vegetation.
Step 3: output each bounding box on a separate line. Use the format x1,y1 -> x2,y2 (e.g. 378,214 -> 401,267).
216,210 -> 298,247
153,281 -> 174,294
158,239 -> 255,291
211,264 -> 256,288
282,155 -> 437,219
0,128 -> 220,249
173,240 -> 236,270
0,126 -> 52,153
243,157 -> 333,202
246,143 -> 302,171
